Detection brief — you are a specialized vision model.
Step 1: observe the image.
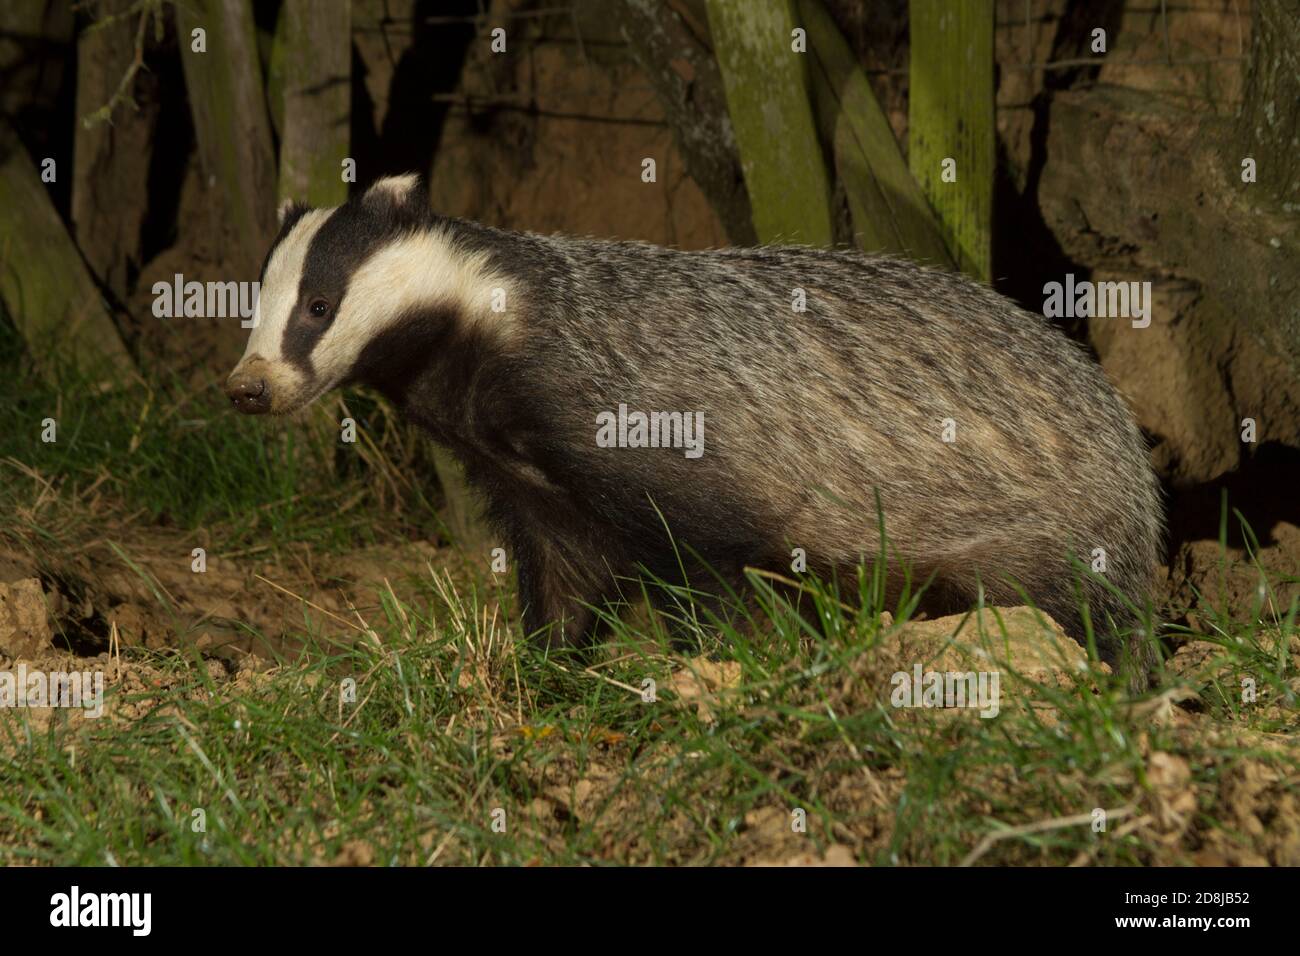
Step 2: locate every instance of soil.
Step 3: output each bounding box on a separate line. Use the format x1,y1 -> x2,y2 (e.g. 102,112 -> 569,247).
0,526 -> 459,666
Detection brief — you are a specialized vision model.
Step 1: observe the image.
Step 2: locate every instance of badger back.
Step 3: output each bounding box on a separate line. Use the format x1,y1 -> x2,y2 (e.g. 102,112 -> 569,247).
488,236 -> 1161,605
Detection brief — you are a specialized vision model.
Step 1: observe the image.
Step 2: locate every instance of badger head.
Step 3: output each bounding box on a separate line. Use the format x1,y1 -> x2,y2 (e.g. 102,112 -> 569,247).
225,174 -> 504,416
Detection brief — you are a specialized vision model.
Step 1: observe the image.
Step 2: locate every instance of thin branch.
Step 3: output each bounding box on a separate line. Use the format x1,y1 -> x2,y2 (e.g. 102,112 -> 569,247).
79,0 -> 164,129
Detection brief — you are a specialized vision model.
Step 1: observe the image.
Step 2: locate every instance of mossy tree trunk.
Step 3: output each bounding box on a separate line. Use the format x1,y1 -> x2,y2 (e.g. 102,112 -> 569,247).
908,0 -> 994,280
799,0 -> 953,267
706,0 -> 834,245
0,120 -> 136,386
175,0 -> 276,276
270,0 -> 351,208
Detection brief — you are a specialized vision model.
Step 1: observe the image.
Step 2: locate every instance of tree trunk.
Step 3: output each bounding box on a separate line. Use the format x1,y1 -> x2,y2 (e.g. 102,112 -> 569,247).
610,0 -> 755,245
271,0 -> 351,207
1238,0 -> 1300,206
0,120 -> 136,386
175,0 -> 277,276
799,0 -> 953,267
72,0 -> 157,300
705,0 -> 834,245
908,0 -> 995,280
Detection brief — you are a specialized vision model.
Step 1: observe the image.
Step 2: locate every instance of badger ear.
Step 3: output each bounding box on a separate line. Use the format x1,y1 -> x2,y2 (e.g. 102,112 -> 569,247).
364,173 -> 423,207
277,197 -> 307,226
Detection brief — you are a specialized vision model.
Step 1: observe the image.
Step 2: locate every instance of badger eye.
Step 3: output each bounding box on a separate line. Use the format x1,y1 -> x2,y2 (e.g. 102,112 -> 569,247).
308,298 -> 329,318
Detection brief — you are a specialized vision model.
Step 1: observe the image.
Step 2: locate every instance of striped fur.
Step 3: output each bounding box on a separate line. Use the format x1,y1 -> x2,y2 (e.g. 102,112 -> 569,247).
227,175 -> 1165,688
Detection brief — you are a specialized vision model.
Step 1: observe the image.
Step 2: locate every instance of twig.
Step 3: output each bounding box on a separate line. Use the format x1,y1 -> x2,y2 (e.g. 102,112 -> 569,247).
254,573 -> 368,634
80,0 -> 158,129
961,804 -> 1137,867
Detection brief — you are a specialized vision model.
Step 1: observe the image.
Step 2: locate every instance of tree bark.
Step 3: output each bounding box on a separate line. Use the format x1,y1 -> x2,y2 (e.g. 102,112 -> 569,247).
908,0 -> 995,280
799,0 -> 952,267
1238,0 -> 1300,206
610,0 -> 755,245
72,0 -> 157,300
705,0 -> 834,245
271,0 -> 351,207
175,0 -> 277,276
0,119 -> 136,386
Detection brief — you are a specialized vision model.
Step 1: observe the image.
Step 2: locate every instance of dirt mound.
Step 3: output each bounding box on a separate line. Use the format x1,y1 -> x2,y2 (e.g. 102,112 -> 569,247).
0,578 -> 52,659
1,523 -> 461,665
1164,520 -> 1300,628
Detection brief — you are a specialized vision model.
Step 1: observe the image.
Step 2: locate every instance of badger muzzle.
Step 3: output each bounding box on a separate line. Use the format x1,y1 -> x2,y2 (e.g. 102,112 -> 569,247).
225,355 -> 327,416
225,368 -> 271,414
225,354 -> 286,415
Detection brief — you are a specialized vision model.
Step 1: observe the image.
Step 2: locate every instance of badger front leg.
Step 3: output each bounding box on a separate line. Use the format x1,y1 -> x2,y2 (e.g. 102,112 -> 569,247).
510,524 -> 613,649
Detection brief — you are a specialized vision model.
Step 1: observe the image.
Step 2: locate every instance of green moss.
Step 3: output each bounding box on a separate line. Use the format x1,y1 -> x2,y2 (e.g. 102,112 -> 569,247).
706,0 -> 834,246
908,1 -> 995,280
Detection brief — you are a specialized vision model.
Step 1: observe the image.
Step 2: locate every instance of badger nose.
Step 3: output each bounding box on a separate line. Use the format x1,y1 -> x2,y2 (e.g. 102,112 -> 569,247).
225,377 -> 270,414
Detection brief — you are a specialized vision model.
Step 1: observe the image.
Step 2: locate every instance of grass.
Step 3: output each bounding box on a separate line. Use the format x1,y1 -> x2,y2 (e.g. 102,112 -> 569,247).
0,325 -> 1297,866
0,325 -> 445,557
1,557 -> 1295,866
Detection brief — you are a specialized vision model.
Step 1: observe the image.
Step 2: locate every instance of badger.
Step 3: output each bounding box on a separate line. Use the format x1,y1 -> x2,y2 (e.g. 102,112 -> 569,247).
226,174 -> 1164,687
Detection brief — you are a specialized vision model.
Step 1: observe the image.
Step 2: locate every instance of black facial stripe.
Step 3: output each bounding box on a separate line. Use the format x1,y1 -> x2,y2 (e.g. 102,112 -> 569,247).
348,305 -> 461,403
278,186 -> 437,377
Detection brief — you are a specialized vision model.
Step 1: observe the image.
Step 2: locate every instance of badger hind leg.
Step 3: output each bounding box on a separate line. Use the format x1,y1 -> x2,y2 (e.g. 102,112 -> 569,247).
935,558 -> 1157,695
1072,576 -> 1159,694
1023,572 -> 1159,696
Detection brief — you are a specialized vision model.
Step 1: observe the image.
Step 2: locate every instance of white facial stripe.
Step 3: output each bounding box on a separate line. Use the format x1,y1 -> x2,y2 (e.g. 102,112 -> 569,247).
243,207 -> 334,363
310,228 -> 511,386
